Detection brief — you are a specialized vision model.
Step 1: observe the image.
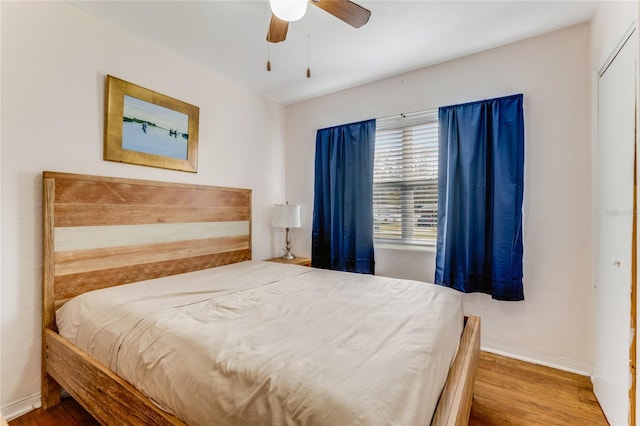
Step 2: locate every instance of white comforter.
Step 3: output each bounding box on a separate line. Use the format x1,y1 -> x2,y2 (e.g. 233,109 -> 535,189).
57,260 -> 463,426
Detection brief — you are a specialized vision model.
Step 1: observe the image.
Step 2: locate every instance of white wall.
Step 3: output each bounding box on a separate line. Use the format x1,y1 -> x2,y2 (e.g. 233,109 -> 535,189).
285,23 -> 593,374
0,1 -> 285,418
590,1 -> 638,67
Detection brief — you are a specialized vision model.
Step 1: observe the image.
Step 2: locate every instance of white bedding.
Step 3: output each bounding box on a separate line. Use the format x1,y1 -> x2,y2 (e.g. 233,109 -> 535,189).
57,260 -> 463,426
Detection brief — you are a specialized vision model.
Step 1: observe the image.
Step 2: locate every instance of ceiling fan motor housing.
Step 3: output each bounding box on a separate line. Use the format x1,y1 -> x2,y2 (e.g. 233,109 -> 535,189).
270,0 -> 308,22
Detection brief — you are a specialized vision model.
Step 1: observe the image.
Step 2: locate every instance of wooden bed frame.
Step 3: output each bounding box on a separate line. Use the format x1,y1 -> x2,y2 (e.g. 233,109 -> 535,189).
41,171 -> 480,426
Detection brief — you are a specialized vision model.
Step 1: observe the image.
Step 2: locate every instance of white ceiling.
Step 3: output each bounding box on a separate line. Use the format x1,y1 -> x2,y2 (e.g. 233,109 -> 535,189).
69,0 -> 598,105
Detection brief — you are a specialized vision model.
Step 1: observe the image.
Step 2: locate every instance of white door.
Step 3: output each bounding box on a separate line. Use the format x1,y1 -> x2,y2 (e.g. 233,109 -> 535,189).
594,29 -> 636,426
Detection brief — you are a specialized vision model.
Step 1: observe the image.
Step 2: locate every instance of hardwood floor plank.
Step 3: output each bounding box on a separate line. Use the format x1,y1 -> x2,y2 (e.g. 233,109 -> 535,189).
10,352 -> 608,425
469,352 -> 608,426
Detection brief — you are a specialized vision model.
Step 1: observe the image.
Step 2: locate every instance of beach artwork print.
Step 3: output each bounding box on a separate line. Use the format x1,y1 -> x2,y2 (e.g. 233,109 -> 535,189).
104,75 -> 199,172
123,95 -> 189,160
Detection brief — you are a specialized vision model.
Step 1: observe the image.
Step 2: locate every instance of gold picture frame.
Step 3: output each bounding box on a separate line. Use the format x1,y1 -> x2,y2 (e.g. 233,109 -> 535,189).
104,75 -> 199,173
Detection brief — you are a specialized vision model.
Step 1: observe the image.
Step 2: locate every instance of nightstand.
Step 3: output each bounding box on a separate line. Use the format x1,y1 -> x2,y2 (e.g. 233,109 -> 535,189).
266,257 -> 311,267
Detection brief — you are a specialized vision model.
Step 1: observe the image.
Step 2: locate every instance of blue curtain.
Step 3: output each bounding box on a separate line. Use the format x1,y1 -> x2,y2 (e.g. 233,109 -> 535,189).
312,119 -> 376,274
435,94 -> 524,301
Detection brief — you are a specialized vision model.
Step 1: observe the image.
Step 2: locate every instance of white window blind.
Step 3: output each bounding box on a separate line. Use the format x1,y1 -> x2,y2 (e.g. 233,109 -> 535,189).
373,109 -> 439,246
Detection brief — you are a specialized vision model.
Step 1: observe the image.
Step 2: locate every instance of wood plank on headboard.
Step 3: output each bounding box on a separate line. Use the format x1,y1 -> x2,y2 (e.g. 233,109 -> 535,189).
42,171 -> 252,315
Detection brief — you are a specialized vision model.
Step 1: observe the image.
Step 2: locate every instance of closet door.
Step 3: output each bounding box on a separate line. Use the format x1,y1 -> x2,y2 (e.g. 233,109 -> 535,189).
594,29 -> 636,426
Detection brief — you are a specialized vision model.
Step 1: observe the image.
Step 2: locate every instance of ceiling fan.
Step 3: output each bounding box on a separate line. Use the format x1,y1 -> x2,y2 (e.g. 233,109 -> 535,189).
266,0 -> 371,43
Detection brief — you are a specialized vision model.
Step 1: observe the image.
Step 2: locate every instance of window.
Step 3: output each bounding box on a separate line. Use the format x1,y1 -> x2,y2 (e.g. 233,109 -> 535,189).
373,110 -> 439,246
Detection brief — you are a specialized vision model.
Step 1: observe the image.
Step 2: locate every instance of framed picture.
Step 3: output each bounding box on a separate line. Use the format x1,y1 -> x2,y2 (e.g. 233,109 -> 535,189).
104,75 -> 199,172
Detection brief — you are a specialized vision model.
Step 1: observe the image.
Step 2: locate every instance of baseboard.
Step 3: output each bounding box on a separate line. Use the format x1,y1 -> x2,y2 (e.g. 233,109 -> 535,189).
1,392 -> 40,421
481,340 -> 593,377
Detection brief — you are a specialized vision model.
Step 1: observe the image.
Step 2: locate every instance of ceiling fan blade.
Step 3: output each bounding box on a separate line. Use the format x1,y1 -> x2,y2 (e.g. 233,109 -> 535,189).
311,0 -> 371,28
267,14 -> 289,43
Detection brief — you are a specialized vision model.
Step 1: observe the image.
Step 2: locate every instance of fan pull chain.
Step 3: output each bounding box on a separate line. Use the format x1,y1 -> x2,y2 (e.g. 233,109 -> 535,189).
266,1 -> 272,72
267,42 -> 272,72
306,33 -> 311,78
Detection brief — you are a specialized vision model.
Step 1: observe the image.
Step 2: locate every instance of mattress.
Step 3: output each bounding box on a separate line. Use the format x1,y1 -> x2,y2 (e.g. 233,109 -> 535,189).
56,260 -> 463,426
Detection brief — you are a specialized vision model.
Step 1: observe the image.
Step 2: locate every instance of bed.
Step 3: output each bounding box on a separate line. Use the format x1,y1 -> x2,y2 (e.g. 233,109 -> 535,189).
41,171 -> 480,425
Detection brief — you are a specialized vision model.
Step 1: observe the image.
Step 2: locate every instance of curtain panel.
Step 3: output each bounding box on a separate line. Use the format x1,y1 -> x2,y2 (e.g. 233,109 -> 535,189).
435,94 -> 525,301
312,119 -> 376,274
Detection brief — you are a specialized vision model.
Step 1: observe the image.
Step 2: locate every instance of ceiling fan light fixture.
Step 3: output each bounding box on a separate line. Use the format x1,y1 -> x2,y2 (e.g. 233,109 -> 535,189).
270,0 -> 308,22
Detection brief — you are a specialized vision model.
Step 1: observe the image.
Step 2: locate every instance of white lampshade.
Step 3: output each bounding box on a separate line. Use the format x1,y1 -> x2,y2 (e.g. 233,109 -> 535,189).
272,203 -> 301,228
270,0 -> 308,22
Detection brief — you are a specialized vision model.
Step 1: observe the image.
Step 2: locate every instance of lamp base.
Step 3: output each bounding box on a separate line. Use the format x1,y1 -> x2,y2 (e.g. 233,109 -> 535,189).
280,227 -> 296,260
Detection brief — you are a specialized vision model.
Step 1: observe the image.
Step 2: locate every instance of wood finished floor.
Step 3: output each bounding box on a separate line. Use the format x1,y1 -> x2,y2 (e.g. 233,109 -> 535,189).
468,352 -> 607,426
10,352 -> 608,426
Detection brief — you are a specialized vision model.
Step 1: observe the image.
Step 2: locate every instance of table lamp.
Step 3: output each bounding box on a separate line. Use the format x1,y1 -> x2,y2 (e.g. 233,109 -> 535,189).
272,203 -> 301,260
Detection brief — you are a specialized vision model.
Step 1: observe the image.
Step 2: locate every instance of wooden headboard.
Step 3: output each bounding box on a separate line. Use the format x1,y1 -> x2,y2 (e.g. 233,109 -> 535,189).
42,171 -> 252,331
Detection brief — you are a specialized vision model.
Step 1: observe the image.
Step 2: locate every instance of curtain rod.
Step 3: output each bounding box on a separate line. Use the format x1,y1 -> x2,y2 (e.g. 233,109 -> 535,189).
377,108 -> 438,129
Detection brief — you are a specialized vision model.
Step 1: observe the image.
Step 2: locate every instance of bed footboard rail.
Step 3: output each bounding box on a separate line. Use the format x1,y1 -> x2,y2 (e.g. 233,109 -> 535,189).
430,315 -> 481,426
44,329 -> 185,425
